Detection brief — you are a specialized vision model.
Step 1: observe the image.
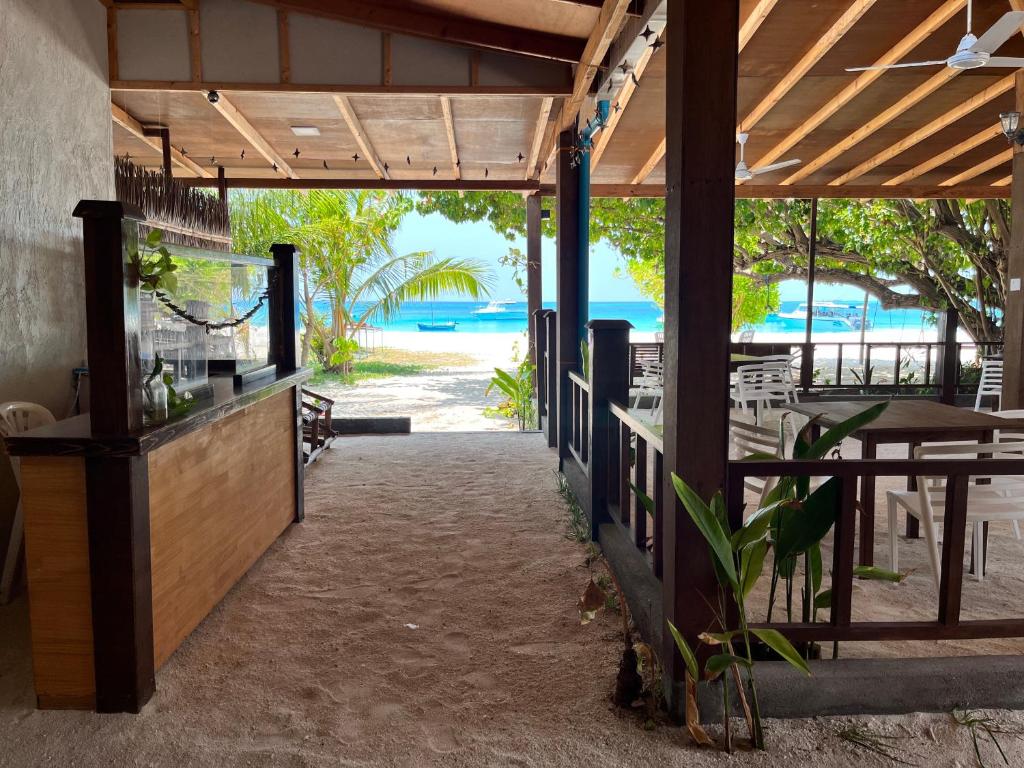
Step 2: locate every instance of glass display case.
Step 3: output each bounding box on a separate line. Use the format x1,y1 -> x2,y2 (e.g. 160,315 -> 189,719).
139,246 -> 271,397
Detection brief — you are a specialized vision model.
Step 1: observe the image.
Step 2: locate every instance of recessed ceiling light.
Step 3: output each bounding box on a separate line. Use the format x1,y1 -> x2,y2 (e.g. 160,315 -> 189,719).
290,126 -> 320,137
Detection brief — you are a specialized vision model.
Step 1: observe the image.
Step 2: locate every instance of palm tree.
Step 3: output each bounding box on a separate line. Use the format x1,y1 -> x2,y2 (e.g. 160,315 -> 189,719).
231,189 -> 493,371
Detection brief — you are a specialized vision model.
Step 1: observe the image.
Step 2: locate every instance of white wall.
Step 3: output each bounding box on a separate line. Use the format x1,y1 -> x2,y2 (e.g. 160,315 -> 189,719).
0,0 -> 113,578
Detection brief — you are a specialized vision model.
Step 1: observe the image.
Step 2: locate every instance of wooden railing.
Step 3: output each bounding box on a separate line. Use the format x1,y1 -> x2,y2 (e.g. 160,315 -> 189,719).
608,401 -> 664,579
568,371 -> 589,469
533,309 -> 557,446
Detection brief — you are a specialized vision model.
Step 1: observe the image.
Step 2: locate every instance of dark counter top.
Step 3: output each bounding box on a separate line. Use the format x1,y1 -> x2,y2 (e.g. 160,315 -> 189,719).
4,369 -> 310,458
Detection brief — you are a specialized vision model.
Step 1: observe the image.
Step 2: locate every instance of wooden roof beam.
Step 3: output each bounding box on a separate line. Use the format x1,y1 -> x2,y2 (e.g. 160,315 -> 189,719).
110,102 -> 212,178
738,0 -> 780,51
537,0 -> 633,175
886,123 -> 1004,186
590,29 -> 664,171
827,74 -> 1013,186
439,96 -> 461,181
739,0 -> 877,133
782,67 -> 960,185
333,95 -> 389,181
748,0 -> 964,174
585,183 -> 1007,198
245,0 -> 585,63
940,148 -> 1013,186
631,137 -> 665,184
527,97 -> 554,180
207,92 -> 296,178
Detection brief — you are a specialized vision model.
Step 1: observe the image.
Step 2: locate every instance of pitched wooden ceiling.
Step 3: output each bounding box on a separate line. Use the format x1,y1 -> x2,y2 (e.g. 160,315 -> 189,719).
108,0 -> 1020,197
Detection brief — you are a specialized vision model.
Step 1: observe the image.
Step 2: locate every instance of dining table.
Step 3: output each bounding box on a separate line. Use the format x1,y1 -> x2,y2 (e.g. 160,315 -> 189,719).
784,399 -> 1024,566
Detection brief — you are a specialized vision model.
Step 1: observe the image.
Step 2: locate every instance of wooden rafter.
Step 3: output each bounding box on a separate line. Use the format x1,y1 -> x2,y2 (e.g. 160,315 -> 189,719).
526,97 -> 554,180
631,137 -> 665,184
940,148 -> 1013,186
333,95 -> 389,180
591,29 -> 664,171
107,6 -> 118,81
187,6 -> 201,83
748,0 -> 964,175
740,0 -> 877,132
111,102 -> 212,178
111,81 -> 570,96
277,10 -> 291,83
538,0 -> 633,175
783,67 -> 960,184
886,124 -> 1004,186
245,0 -> 585,63
828,74 -> 1013,186
439,96 -> 460,180
208,92 -> 296,178
738,0 -> 779,51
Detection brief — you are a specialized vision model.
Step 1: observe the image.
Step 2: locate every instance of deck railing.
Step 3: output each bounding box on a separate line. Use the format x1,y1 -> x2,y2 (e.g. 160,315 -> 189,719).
549,318 -> 1024,701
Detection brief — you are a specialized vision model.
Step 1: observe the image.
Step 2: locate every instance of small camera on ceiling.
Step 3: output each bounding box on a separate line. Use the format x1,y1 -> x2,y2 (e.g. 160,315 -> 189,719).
207,90 -> 220,104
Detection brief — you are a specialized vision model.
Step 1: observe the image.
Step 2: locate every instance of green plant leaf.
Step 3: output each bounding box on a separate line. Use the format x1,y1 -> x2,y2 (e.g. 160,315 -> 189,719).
773,477 -> 841,561
805,402 -> 888,460
705,653 -> 751,680
732,498 -> 784,549
853,565 -> 905,583
145,228 -> 163,247
741,538 -> 769,598
709,490 -> 730,535
751,628 -> 811,676
671,473 -> 738,589
813,588 -> 832,610
666,620 -> 699,681
809,542 -> 823,595
629,482 -> 655,517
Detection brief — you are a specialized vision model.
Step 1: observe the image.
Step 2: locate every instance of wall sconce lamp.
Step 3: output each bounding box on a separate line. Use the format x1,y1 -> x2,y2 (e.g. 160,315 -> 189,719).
1000,111 -> 1024,145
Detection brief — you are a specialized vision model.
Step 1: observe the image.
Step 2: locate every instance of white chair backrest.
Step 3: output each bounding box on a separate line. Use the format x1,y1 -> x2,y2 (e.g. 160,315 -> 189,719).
730,418 -> 783,503
0,401 -> 55,437
975,359 -> 1004,411
994,409 -> 1024,442
738,329 -> 754,343
913,441 -> 1024,500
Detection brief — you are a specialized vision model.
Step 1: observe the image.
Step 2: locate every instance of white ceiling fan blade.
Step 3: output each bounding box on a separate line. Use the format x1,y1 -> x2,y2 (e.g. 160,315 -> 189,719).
845,60 -> 946,72
752,159 -> 801,175
971,11 -> 1024,54
983,56 -> 1024,68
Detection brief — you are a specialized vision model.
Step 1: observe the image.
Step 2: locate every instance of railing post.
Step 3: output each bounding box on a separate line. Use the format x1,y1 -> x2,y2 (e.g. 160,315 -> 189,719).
586,320 -> 632,539
533,308 -> 554,433
937,309 -> 959,405
544,310 -> 558,447
799,342 -> 814,393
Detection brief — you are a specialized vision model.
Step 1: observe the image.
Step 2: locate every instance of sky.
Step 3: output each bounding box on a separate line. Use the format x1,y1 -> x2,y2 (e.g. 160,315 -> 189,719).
393,209 -> 864,305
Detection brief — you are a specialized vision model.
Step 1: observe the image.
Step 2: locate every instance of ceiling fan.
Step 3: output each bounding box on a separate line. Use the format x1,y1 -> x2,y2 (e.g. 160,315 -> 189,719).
735,132 -> 800,181
846,2 -> 1024,72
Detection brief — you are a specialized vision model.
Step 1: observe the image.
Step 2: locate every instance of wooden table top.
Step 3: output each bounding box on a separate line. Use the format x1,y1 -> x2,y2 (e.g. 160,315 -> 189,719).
785,400 -> 1024,437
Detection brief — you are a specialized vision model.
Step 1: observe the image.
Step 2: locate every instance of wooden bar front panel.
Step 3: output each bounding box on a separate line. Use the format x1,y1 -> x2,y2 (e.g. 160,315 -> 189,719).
19,457 -> 95,709
148,388 -> 297,668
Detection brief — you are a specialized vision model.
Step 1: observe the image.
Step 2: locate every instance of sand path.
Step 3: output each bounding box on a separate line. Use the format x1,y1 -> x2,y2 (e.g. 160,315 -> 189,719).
2,432 -> 1024,766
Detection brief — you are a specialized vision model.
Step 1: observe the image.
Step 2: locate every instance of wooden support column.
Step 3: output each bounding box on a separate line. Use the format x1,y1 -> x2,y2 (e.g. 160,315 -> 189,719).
268,243 -> 304,523
527,194 -> 543,376
533,308 -> 554,436
1004,71 -> 1024,409
661,0 -> 739,711
217,166 -> 227,203
801,198 -> 818,391
586,320 -> 632,539
72,201 -> 155,712
544,310 -> 558,447
937,308 -> 960,405
556,129 -> 581,464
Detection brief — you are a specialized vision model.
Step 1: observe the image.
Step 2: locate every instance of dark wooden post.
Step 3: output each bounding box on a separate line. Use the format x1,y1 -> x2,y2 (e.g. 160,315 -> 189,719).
534,308 -> 555,436
527,194 -> 543,377
586,320 -> 632,539
544,310 -> 559,447
1004,71 -> 1024,408
937,308 -> 959,405
72,200 -> 155,713
144,127 -> 173,178
217,166 -> 228,203
801,198 -> 818,393
73,201 -> 146,436
661,0 -> 739,713
556,128 -> 582,464
268,243 -> 300,373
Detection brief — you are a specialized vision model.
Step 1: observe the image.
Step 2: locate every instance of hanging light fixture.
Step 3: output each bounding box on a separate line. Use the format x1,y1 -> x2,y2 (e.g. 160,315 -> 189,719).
1000,111 -> 1024,144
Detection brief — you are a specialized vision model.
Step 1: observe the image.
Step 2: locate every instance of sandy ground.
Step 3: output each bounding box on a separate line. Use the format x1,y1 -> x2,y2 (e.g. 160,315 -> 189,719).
3,432 -> 1024,766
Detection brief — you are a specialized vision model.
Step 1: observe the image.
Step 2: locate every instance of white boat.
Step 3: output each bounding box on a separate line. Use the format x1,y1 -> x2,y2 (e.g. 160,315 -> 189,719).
774,301 -> 871,330
471,300 -> 527,318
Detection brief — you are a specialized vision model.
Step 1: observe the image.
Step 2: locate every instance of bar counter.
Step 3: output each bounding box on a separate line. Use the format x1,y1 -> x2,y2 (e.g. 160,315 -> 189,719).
4,369 -> 309,712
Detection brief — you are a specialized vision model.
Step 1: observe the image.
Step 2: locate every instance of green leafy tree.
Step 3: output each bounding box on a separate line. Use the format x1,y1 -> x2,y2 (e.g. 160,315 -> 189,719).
416,193 -> 779,330
232,189 -> 494,372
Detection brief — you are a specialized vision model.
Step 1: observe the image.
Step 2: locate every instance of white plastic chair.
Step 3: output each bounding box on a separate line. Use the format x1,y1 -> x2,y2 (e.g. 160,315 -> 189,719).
0,402 -> 56,604
738,329 -> 754,343
633,360 -> 663,422
731,361 -> 799,425
730,418 -> 782,506
885,441 -> 1024,590
974,359 -> 1003,411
